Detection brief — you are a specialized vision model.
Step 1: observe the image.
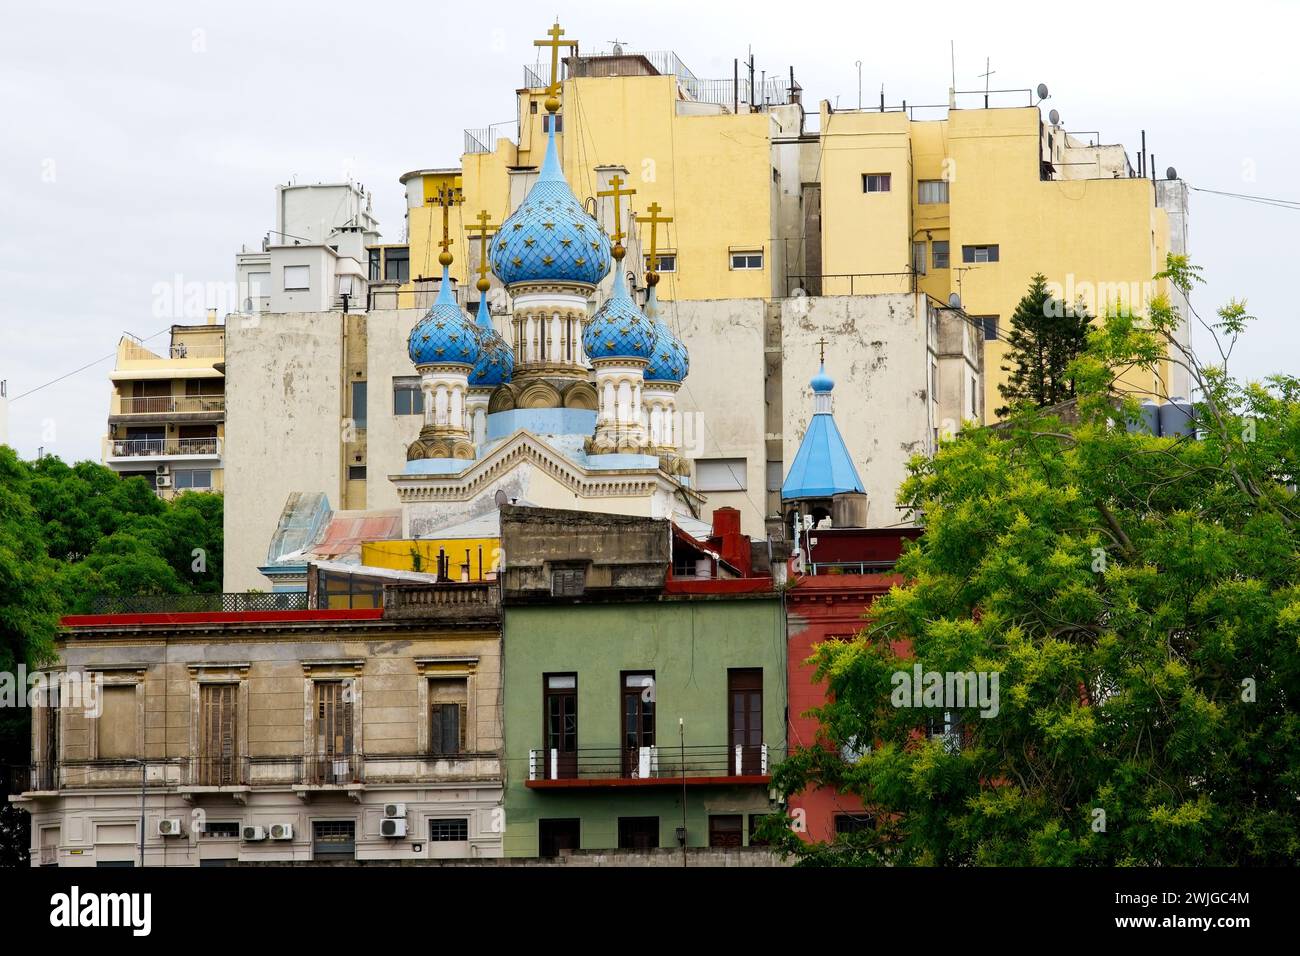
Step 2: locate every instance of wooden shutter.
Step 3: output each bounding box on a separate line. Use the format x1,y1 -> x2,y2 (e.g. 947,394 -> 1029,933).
200,684 -> 236,785
315,681 -> 353,757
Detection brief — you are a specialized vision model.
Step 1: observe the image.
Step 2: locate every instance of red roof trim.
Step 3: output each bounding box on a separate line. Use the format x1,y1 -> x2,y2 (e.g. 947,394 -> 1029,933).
61,609 -> 384,628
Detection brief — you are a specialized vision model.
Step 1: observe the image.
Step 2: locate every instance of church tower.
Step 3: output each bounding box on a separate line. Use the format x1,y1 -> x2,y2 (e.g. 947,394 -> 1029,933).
405,185 -> 481,461
490,34 -> 610,411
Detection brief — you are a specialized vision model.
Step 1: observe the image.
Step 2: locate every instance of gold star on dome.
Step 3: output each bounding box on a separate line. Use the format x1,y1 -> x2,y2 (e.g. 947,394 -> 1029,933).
605,340 -> 615,349
512,222 -> 523,230
421,334 -> 430,343
590,241 -> 600,250
523,237 -> 535,247
542,222 -> 554,230
542,255 -> 554,265
512,256 -> 522,266
575,256 -> 586,265
560,238 -> 571,246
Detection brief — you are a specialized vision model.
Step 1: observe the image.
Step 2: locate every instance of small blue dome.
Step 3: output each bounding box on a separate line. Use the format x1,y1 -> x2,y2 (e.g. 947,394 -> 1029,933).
642,288 -> 688,384
491,125 -> 611,287
583,265 -> 655,363
469,295 -> 514,388
811,363 -> 834,393
408,265 -> 480,368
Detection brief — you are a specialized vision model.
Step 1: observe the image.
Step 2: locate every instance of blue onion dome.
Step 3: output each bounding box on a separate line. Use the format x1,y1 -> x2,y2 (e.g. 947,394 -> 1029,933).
469,293 -> 514,388
811,363 -> 834,393
491,125 -> 611,287
642,286 -> 689,384
408,264 -> 481,368
583,265 -> 655,363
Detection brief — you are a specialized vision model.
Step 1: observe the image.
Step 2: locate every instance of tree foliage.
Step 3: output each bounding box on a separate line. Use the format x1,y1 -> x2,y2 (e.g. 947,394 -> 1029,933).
772,259 -> 1300,865
997,273 -> 1093,417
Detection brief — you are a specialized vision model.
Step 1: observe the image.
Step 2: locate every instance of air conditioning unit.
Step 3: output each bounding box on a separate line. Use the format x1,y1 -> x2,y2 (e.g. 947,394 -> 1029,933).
242,825 -> 267,842
380,818 -> 408,838
156,476 -> 172,488
156,818 -> 184,838
155,463 -> 170,475
269,823 -> 294,841
383,803 -> 407,819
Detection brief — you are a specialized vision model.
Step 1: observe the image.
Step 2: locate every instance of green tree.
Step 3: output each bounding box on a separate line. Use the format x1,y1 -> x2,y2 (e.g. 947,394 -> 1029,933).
770,259 -> 1300,866
997,273 -> 1092,417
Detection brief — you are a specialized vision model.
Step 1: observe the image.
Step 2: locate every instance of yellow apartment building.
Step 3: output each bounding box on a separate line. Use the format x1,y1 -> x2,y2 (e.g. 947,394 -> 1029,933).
102,318 -> 225,497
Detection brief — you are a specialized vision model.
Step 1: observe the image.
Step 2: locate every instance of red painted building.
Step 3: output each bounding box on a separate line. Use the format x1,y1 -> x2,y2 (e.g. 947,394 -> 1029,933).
785,527 -> 921,843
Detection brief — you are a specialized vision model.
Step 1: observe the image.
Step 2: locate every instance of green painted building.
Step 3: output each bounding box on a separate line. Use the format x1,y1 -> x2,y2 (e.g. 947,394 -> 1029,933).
501,595 -> 786,857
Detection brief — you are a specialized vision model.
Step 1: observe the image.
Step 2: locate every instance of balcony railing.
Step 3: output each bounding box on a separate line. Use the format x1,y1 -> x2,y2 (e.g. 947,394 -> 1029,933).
116,395 -> 225,415
383,583 -> 500,619
86,591 -> 309,613
16,752 -> 500,795
527,743 -> 770,786
121,341 -> 223,361
106,437 -> 222,458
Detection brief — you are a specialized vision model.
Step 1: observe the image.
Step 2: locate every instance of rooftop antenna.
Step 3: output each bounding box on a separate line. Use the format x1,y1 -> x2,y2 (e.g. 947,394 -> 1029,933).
855,60 -> 862,110
608,38 -> 626,55
979,57 -> 995,108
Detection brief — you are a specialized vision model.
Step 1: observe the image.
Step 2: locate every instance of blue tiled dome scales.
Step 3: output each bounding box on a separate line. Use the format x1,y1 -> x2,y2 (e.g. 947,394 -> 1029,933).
406,186 -> 480,461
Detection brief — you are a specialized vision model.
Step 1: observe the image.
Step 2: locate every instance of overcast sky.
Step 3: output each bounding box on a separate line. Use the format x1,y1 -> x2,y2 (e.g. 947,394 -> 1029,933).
2,0 -> 1297,462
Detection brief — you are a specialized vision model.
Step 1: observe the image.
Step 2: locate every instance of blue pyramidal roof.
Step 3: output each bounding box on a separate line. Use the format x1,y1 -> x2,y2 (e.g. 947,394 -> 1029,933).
781,363 -> 865,499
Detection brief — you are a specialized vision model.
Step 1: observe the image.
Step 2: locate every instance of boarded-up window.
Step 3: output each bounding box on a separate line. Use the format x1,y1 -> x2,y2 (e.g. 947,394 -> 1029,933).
98,685 -> 136,759
429,679 -> 468,755
199,684 -> 237,785
314,681 -> 354,756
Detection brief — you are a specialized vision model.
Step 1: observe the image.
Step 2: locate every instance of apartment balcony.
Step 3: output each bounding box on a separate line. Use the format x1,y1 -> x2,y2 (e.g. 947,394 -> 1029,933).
103,436 -> 223,464
525,743 -> 770,789
109,395 -> 225,426
120,341 -> 224,362
13,752 -> 501,801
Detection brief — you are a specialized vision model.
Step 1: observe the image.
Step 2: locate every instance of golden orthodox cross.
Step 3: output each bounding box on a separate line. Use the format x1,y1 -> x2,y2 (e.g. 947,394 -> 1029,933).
636,201 -> 673,273
596,174 -> 636,245
534,20 -> 577,98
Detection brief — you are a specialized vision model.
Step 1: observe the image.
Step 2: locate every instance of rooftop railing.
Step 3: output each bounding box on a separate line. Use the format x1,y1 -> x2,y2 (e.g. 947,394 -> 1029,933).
85,592 -> 309,614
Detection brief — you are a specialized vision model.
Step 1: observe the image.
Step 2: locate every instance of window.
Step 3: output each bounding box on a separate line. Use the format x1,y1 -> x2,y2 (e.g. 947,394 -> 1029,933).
862,173 -> 891,193
429,678 -> 468,756
932,240 -> 950,270
728,669 -> 763,775
311,820 -> 356,860
975,315 -> 999,341
538,818 -> 580,858
529,100 -> 538,114
201,821 -> 240,839
198,683 -> 237,786
834,813 -> 876,836
351,381 -> 367,430
428,818 -> 469,842
184,379 -> 223,397
383,247 -> 409,284
393,376 -> 424,416
747,815 -> 769,846
694,457 -> 747,492
347,465 -> 366,481
283,264 -> 310,291
911,241 -> 927,276
918,180 -> 949,204
621,672 -> 655,777
961,244 -> 1000,264
645,252 -> 676,273
766,460 -> 783,493
368,248 -> 381,281
174,469 -> 213,491
926,712 -> 962,753
551,566 -> 586,596
98,684 -> 136,759
618,817 -> 660,849
708,814 -> 744,848
729,250 -> 763,270
544,674 -> 578,779
542,113 -> 563,132
313,680 -> 354,765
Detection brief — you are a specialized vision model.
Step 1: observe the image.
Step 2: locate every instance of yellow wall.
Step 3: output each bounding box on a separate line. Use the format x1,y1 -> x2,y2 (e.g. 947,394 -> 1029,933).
819,105 -> 1172,413
361,537 -> 500,580
405,74 -> 774,304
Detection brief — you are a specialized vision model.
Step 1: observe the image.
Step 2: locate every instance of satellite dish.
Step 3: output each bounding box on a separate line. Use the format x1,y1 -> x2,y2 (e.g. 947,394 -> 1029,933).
1166,166 -> 1177,181
1036,83 -> 1049,100
1048,108 -> 1060,126
947,292 -> 961,309
494,489 -> 509,508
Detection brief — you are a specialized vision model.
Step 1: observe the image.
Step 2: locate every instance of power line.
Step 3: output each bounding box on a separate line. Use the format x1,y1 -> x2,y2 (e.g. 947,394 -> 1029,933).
1190,185 -> 1300,210
10,328 -> 172,402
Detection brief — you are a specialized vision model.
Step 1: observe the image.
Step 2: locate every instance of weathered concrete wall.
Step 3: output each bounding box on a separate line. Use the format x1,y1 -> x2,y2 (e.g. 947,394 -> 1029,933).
781,294 -> 931,526
363,306 -> 425,509
667,298 -> 770,537
224,312 -> 346,591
